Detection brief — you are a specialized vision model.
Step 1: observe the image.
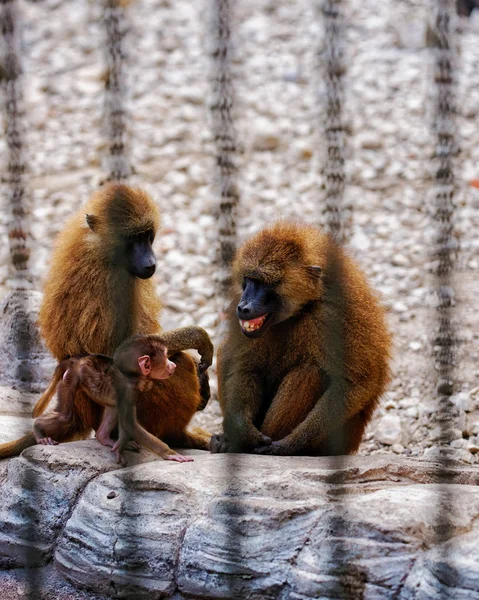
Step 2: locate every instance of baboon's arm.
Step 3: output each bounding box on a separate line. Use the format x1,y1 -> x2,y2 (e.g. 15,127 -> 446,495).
254,378 -> 352,455
161,326 -> 214,371
211,370 -> 270,452
260,365 -> 324,442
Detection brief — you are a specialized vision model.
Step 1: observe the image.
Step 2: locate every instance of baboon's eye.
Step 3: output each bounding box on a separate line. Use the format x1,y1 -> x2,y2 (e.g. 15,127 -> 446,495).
242,279 -> 247,290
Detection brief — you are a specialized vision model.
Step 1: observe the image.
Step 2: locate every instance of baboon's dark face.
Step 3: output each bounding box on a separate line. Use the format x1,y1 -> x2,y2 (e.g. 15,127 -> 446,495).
236,263 -> 323,339
125,230 -> 156,279
233,225 -> 324,338
236,277 -> 281,338
86,207 -> 157,279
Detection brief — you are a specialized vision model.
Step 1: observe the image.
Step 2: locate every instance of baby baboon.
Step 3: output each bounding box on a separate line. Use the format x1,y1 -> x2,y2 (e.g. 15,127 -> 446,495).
35,183 -> 212,451
0,335 -> 194,464
111,334 -> 194,462
211,221 -> 391,456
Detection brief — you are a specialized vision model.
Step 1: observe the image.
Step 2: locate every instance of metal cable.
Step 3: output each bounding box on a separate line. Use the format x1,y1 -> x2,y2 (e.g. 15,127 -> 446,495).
0,2 -> 40,594
432,0 -> 458,450
210,0 -> 239,298
321,0 -> 348,244
103,0 -> 131,182
431,1 -> 460,594
1,0 -> 30,288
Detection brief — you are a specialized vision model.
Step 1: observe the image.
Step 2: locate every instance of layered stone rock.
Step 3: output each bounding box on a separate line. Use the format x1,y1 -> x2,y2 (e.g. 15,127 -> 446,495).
2,449 -> 470,600
0,441 -> 157,569
1,440 -> 479,598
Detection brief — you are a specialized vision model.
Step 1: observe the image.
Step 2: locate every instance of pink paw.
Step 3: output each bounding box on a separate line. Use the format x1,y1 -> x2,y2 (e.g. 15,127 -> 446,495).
166,454 -> 194,463
38,437 -> 59,446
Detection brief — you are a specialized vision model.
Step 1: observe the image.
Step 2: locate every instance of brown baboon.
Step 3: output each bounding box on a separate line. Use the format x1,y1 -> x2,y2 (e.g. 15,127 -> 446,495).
210,221 -> 391,456
34,183 -> 212,451
0,335 -> 194,464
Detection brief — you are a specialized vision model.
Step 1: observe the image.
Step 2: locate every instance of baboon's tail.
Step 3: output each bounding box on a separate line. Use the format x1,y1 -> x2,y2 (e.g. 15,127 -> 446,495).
0,432 -> 36,459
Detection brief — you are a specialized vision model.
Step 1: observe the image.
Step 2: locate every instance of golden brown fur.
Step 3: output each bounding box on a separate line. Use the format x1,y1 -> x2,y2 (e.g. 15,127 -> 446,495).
32,183 -> 210,452
39,185 -> 161,358
212,221 -> 391,456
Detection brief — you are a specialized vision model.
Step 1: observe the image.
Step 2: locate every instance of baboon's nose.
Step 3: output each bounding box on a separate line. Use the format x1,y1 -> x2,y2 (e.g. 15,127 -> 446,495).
237,301 -> 252,319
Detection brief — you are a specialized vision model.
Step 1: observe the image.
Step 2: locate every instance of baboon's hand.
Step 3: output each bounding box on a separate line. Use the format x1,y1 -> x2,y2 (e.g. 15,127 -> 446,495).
37,437 -> 59,446
111,438 -> 139,465
111,437 -> 139,462
165,453 -> 194,463
112,445 -> 124,465
253,441 -> 289,455
197,370 -> 211,411
198,360 -> 209,373
124,440 -> 140,452
210,434 -> 230,453
210,431 -> 271,453
239,427 -> 271,451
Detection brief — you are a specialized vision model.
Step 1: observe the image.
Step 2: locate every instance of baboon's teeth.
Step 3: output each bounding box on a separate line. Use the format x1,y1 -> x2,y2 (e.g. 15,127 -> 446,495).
240,314 -> 267,332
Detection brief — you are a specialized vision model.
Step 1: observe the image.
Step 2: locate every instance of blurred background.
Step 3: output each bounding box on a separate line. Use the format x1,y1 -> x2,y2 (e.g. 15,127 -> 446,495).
0,0 -> 478,459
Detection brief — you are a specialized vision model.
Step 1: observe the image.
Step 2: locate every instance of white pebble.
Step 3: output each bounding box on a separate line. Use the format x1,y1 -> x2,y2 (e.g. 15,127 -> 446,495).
251,119 -> 281,151
409,341 -> 422,351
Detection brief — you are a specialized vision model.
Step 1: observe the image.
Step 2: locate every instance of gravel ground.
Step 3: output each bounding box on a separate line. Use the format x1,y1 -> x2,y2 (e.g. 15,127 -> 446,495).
0,0 -> 478,461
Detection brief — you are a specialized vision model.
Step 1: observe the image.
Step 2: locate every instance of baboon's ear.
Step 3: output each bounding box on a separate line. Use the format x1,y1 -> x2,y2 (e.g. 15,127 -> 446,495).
86,214 -> 99,231
307,265 -> 322,281
138,355 -> 151,377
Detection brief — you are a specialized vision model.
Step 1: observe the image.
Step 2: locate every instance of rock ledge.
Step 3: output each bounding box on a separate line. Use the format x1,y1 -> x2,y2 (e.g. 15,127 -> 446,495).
1,444 -> 479,599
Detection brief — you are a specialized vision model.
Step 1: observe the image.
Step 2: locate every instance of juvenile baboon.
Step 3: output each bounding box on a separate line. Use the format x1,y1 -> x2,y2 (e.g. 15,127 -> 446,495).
35,183 -> 212,450
210,221 -> 391,456
111,334 -> 193,461
0,335 -> 194,464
